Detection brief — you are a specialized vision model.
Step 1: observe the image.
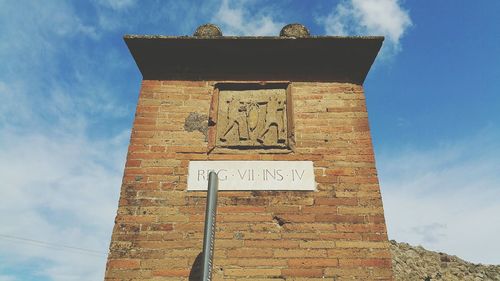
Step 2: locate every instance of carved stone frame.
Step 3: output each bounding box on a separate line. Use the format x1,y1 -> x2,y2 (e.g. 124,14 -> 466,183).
207,82 -> 295,154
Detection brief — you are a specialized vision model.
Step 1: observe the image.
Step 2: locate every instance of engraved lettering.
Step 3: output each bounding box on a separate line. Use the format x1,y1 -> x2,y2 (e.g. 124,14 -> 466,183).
217,169 -> 228,181
264,169 -> 276,181
188,161 -> 315,191
198,169 -> 206,181
276,169 -> 284,181
292,169 -> 305,181
237,169 -> 248,180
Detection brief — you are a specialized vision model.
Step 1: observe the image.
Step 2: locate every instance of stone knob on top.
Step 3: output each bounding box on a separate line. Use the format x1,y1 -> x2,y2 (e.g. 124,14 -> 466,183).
193,23 -> 223,37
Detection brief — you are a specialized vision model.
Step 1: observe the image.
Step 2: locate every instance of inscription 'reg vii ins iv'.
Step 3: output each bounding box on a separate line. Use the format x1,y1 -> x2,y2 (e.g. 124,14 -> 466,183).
216,89 -> 288,148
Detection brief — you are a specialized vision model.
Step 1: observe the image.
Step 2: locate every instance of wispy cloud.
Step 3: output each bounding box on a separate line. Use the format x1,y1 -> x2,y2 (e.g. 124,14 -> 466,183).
0,1 -> 133,280
96,0 -> 137,11
318,0 -> 412,57
212,0 -> 283,36
0,130 -> 127,281
379,128 -> 500,264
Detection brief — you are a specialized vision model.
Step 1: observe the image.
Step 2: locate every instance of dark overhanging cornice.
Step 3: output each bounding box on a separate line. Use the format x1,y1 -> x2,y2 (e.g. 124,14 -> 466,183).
124,35 -> 384,85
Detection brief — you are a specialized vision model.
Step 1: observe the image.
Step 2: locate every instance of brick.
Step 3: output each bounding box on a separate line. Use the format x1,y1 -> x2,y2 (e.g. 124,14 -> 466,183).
218,206 -> 266,213
281,268 -> 324,277
220,214 -> 272,222
225,268 -> 281,277
275,214 -> 316,222
337,206 -> 384,215
283,223 -> 335,232
339,258 -> 391,268
288,258 -> 339,268
152,269 -> 190,277
324,267 -> 371,278
274,249 -> 327,258
107,259 -> 140,269
314,197 -> 358,206
115,215 -> 156,223
244,240 -> 300,248
300,241 -> 336,249
227,248 -> 274,258
237,258 -> 287,267
336,241 -> 388,249
301,206 -> 337,214
141,258 -> 188,269
314,214 -> 365,223
141,223 -> 173,232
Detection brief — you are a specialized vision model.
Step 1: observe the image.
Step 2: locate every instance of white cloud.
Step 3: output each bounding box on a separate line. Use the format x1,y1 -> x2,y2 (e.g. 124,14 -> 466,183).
212,0 -> 283,36
0,1 -> 98,46
320,0 -> 412,56
96,0 -> 137,10
0,127 -> 128,281
379,128 -> 500,264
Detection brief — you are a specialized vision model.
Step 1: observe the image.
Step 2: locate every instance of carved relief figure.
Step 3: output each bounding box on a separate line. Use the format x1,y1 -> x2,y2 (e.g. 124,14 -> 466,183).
220,97 -> 249,141
257,96 -> 286,144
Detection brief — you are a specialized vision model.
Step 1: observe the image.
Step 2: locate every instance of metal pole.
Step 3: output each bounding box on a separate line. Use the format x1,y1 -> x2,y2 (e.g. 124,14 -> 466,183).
201,171 -> 219,281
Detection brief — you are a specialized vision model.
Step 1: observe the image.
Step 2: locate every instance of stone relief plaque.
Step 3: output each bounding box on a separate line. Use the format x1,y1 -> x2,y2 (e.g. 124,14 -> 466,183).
216,88 -> 288,148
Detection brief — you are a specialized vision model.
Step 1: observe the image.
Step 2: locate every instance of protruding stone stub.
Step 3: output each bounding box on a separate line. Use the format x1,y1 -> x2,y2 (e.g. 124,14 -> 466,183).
193,24 -> 223,37
280,23 -> 310,38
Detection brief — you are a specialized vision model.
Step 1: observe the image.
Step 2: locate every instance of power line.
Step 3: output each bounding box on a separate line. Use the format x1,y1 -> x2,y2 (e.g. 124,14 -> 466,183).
0,234 -> 108,257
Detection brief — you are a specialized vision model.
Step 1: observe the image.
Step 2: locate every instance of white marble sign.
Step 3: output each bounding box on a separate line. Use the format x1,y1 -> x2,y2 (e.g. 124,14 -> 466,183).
187,161 -> 316,191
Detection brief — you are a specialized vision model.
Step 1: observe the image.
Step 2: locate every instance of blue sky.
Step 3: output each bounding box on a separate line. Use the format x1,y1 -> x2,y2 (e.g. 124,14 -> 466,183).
0,0 -> 499,280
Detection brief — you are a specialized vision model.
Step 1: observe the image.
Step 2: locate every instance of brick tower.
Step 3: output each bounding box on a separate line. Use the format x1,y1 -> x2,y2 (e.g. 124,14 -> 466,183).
104,24 -> 393,280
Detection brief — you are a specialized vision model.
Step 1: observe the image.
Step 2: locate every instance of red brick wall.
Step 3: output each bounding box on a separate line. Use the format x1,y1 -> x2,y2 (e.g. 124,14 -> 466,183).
104,80 -> 393,280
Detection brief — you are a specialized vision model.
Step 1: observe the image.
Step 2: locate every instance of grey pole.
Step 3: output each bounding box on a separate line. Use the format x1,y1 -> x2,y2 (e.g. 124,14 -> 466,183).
201,171 -> 219,281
